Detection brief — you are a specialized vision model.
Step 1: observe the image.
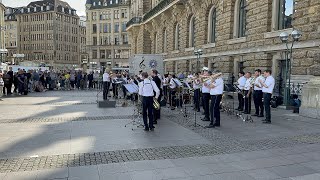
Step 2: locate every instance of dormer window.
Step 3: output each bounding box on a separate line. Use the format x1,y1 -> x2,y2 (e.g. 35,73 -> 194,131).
110,0 -> 112,5
41,6 -> 44,11
34,7 -> 36,12
28,8 -> 30,12
104,2 -> 108,6
116,0 -> 118,4
21,8 -> 24,13
69,9 -> 71,14
47,6 -> 50,10
62,7 -> 64,12
98,1 -> 101,5
93,2 -> 96,6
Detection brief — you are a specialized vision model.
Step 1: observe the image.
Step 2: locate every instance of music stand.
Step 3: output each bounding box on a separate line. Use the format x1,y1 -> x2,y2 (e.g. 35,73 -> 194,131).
123,84 -> 144,130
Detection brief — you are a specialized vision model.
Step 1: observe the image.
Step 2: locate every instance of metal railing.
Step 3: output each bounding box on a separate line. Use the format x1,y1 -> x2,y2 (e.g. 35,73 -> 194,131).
143,0 -> 175,22
126,17 -> 142,28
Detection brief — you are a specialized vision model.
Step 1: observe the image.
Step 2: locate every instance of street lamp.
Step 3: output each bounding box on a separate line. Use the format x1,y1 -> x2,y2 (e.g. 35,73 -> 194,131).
279,30 -> 302,107
194,49 -> 203,73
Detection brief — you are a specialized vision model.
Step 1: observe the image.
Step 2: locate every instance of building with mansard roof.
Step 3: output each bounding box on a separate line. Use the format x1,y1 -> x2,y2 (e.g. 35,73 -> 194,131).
12,0 -> 85,69
85,0 -> 130,70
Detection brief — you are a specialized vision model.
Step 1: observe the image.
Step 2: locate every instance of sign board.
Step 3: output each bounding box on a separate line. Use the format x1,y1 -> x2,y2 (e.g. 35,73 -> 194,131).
13,54 -> 25,58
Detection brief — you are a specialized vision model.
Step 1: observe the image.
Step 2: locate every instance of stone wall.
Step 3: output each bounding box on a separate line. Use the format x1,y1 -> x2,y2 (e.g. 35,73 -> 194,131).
127,0 -> 320,78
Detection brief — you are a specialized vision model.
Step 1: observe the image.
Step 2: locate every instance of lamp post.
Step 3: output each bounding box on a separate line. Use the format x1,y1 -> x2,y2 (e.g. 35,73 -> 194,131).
194,49 -> 203,73
279,30 -> 302,107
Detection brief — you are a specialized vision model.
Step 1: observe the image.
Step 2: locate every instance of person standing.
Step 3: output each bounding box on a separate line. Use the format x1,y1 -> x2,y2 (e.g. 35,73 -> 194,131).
237,71 -> 246,111
259,70 -> 275,124
151,69 -> 162,123
243,72 -> 252,114
206,72 -> 224,128
7,67 -> 14,95
138,72 -> 160,131
0,73 -> 4,100
252,69 -> 264,117
201,68 -> 211,122
102,69 -> 111,100
169,74 -> 178,110
3,71 -> 11,95
88,71 -> 94,89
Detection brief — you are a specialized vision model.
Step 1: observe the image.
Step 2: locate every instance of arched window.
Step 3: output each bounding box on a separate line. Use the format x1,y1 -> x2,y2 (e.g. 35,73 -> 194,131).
163,29 -> 167,53
275,0 -> 294,30
174,24 -> 180,50
233,0 -> 247,38
238,0 -> 246,37
189,16 -> 195,47
208,7 -> 217,43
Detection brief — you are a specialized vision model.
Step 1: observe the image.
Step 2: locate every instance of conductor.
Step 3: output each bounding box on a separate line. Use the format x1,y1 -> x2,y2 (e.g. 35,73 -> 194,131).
139,72 -> 160,131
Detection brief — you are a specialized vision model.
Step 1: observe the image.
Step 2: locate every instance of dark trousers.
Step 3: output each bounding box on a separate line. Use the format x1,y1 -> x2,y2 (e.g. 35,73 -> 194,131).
142,96 -> 154,129
210,95 -> 222,125
253,90 -> 264,115
103,81 -> 110,100
202,93 -> 210,120
237,92 -> 244,110
112,83 -> 118,97
169,90 -> 176,107
163,86 -> 168,100
122,85 -> 127,98
194,89 -> 200,111
3,84 -> 12,95
70,80 -> 75,88
89,80 -> 93,88
18,82 -> 24,93
244,90 -> 251,114
264,93 -> 272,121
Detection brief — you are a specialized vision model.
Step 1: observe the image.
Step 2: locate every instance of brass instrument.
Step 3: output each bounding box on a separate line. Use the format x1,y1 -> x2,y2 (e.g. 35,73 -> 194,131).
249,77 -> 255,88
199,73 -> 223,82
153,98 -> 160,110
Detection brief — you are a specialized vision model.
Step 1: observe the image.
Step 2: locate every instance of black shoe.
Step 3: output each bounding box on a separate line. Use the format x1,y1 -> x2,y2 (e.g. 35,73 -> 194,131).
202,118 -> 210,121
153,121 -> 158,124
252,114 -> 258,116
171,107 -> 175,110
197,110 -> 200,112
258,114 -> 264,117
213,124 -> 220,127
262,120 -> 271,124
144,128 -> 149,131
238,109 -> 243,111
205,124 -> 215,128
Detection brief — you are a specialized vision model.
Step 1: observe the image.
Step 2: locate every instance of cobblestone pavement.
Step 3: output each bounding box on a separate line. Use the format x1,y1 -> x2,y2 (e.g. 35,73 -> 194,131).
0,91 -> 320,180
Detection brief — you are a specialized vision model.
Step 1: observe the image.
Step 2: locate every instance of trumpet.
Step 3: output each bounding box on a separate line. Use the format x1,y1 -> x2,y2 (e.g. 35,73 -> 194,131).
200,73 -> 223,82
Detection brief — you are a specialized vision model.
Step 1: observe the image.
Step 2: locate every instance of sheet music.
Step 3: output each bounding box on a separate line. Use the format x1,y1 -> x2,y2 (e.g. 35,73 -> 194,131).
124,84 -> 139,93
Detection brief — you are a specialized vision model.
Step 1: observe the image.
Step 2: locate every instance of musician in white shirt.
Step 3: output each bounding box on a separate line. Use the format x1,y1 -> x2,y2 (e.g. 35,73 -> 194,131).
169,74 -> 179,110
201,69 -> 212,122
206,72 -> 224,128
102,69 -> 111,100
259,70 -> 275,124
162,74 -> 169,101
243,72 -> 252,114
138,72 -> 160,131
253,69 -> 265,117
237,71 -> 246,111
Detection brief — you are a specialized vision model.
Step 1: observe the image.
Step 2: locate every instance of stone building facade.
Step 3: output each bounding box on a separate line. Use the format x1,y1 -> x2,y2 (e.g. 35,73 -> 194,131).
85,0 -> 131,71
4,7 -> 18,64
0,1 -> 6,63
14,0 -> 82,69
127,0 -> 320,97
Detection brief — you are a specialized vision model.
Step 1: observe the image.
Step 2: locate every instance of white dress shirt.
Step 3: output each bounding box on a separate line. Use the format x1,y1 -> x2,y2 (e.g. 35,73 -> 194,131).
210,78 -> 224,95
169,78 -> 178,89
244,78 -> 251,91
237,76 -> 246,90
193,79 -> 201,90
262,76 -> 275,94
201,79 -> 211,93
139,79 -> 160,98
103,73 -> 110,82
254,76 -> 265,91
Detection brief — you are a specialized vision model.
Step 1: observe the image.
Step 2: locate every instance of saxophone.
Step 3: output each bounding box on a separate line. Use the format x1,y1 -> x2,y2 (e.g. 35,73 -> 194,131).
148,77 -> 160,110
249,77 -> 255,87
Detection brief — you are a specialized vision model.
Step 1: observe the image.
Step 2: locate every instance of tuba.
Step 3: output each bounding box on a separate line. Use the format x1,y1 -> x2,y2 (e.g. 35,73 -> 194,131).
153,98 -> 160,110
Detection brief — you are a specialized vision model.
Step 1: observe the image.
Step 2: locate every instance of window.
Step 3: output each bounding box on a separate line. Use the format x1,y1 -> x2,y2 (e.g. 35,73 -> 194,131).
188,16 -> 195,47
208,7 -> 217,43
93,37 -> 97,45
234,0 -> 247,38
276,0 -> 294,30
121,22 -> 127,32
174,24 -> 180,50
115,35 -> 119,45
103,23 -> 108,33
92,12 -> 97,20
122,34 -> 128,44
100,50 -> 106,58
163,29 -> 167,52
114,10 -> 119,19
92,50 -> 97,58
121,9 -> 127,18
114,22 -> 119,32
92,24 -> 97,33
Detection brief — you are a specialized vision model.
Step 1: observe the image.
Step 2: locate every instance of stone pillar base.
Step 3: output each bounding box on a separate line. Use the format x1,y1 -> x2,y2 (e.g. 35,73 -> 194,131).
300,76 -> 320,119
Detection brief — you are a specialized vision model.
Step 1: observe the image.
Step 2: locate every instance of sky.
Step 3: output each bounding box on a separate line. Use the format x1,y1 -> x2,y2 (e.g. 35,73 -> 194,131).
2,0 -> 87,16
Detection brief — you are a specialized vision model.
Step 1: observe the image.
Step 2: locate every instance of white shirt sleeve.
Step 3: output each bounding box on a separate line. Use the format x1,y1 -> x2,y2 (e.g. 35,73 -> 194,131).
213,79 -> 222,87
151,81 -> 160,98
138,82 -> 143,96
265,77 -> 273,88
